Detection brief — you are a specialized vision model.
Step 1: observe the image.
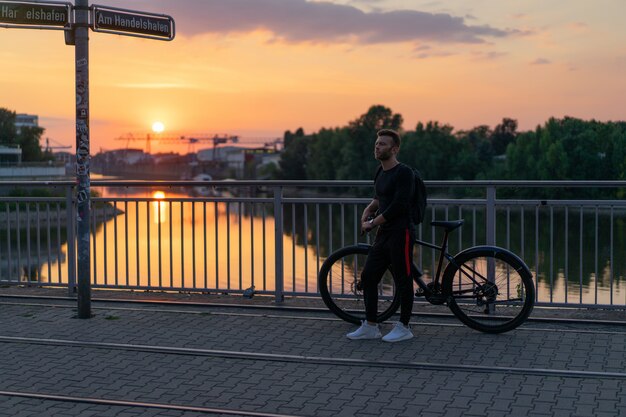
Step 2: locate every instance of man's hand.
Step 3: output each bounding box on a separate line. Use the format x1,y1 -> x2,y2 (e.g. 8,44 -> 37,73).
361,217 -> 375,234
361,199 -> 379,229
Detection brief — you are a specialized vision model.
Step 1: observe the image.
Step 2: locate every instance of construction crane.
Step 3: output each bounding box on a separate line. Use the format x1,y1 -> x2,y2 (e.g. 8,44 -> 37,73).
44,137 -> 72,152
115,133 -> 239,156
263,138 -> 283,152
115,132 -> 167,154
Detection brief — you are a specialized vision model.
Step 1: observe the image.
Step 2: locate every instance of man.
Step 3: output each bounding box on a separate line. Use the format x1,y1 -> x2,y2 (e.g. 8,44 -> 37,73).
346,129 -> 415,343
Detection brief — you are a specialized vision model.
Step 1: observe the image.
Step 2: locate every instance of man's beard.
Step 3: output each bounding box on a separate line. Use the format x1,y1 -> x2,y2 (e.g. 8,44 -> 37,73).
376,151 -> 392,161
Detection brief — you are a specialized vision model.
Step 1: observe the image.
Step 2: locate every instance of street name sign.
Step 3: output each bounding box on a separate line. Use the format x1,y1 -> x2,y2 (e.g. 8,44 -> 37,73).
92,4 -> 174,41
0,0 -> 71,29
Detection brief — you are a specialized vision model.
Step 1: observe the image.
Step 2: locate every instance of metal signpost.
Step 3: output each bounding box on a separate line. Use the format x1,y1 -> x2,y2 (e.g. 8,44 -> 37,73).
0,0 -> 175,318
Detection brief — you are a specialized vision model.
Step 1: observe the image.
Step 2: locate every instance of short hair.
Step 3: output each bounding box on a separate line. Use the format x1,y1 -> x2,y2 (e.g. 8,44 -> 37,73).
377,129 -> 401,147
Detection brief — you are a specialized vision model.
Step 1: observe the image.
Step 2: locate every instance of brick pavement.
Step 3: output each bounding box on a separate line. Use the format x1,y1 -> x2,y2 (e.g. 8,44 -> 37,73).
0,296 -> 625,416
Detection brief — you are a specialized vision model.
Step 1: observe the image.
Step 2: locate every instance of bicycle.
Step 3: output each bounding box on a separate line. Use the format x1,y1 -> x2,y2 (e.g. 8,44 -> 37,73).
318,219 -> 535,333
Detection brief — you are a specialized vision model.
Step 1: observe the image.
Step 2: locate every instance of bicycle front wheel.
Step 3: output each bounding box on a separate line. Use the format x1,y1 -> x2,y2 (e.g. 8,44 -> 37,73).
318,244 -> 400,324
442,246 -> 535,333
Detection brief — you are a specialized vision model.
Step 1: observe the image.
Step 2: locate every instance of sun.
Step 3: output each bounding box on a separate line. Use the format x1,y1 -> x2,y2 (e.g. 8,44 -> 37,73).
152,121 -> 165,133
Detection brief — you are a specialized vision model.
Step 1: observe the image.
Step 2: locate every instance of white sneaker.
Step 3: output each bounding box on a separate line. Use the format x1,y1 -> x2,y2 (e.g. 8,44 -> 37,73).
346,321 -> 382,340
382,322 -> 414,343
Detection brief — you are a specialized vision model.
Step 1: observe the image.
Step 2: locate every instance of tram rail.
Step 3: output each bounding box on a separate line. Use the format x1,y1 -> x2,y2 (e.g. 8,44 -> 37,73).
0,390 -> 302,417
2,293 -> 626,331
1,334 -> 626,381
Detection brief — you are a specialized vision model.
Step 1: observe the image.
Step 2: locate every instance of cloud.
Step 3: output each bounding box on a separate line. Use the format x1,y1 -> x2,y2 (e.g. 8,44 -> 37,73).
411,44 -> 454,59
471,51 -> 508,61
511,13 -> 528,20
530,58 -> 551,65
414,50 -> 456,59
135,0 -> 513,45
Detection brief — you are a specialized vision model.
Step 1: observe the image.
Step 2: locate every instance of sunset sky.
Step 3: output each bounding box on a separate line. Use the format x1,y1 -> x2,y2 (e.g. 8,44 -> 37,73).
1,0 -> 625,154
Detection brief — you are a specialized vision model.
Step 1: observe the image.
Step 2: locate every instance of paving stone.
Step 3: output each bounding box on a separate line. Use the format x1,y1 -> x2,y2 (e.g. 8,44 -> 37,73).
0,300 -> 625,416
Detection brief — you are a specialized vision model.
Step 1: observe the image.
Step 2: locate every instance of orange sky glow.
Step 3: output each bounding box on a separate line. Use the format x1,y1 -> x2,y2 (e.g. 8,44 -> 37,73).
1,0 -> 625,154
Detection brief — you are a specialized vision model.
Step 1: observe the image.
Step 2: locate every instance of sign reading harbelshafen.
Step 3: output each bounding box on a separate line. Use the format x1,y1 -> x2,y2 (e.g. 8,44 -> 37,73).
0,1 -> 71,28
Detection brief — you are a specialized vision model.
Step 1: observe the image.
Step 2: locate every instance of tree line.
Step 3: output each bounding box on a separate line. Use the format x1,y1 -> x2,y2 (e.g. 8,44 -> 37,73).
274,105 -> 626,198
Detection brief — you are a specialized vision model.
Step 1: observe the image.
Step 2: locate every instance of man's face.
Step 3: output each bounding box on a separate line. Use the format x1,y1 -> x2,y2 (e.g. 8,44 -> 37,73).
374,135 -> 397,161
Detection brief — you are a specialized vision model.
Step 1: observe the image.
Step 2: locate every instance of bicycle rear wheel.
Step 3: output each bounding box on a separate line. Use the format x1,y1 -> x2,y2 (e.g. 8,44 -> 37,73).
318,244 -> 400,324
442,247 -> 535,333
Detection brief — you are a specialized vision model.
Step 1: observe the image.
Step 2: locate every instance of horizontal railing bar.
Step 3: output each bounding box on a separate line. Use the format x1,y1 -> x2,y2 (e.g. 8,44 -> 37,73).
0,181 -> 75,187
508,200 -> 626,206
91,180 -> 626,188
3,196 -> 623,207
94,197 -> 275,204
534,302 -> 626,310
3,179 -> 626,188
0,197 -> 66,202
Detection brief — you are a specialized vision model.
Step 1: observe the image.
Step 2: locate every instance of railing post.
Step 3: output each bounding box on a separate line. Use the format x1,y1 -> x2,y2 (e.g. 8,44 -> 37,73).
486,185 -> 496,314
65,185 -> 76,296
486,185 -> 496,247
273,186 -> 284,304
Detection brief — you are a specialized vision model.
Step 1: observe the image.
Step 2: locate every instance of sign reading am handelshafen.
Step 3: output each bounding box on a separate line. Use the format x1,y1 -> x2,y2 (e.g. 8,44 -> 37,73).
92,4 -> 174,40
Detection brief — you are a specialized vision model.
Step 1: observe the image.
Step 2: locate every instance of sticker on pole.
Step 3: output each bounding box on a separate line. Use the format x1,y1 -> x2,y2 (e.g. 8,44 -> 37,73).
0,0 -> 72,30
92,4 -> 174,41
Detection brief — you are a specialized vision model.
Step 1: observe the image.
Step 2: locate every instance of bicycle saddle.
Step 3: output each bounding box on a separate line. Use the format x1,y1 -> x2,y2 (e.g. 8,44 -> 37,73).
430,219 -> 464,231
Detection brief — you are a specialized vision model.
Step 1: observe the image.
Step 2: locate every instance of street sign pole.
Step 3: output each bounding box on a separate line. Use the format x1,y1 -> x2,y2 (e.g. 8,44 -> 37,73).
1,0 -> 174,319
74,0 -> 91,319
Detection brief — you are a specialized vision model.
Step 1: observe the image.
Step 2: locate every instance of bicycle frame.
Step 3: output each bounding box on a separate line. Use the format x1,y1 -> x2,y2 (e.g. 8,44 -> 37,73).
413,228 -> 502,306
412,229 -> 456,297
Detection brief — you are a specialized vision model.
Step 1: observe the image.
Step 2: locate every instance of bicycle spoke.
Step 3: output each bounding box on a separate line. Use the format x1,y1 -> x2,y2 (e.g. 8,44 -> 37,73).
444,249 -> 534,333
319,245 -> 400,324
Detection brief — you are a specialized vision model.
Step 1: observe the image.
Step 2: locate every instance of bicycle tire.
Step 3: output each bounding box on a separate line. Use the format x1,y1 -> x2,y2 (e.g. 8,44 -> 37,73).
442,246 -> 535,333
318,244 -> 401,324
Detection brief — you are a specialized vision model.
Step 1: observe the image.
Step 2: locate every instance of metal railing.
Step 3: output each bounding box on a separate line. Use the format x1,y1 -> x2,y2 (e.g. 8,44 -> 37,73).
1,179 -> 625,309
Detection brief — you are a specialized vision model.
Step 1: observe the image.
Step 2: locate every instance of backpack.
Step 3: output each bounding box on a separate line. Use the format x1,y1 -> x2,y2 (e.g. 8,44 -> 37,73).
375,165 -> 427,225
411,168 -> 427,225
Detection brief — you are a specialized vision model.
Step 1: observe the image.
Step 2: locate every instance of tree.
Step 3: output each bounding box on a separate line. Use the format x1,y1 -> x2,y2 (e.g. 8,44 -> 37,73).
0,108 -> 17,144
491,118 -> 518,155
277,128 -> 309,179
402,121 -> 460,180
305,127 -> 349,180
18,125 -> 47,161
337,105 -> 403,180
456,125 -> 493,179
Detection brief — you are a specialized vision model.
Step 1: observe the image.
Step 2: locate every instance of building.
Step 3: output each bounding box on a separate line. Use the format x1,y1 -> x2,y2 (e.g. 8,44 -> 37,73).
0,145 -> 22,165
14,114 -> 39,134
0,114 -> 67,179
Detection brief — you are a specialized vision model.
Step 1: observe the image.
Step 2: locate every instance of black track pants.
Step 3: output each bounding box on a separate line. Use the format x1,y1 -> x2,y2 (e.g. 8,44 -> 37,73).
361,227 -> 415,325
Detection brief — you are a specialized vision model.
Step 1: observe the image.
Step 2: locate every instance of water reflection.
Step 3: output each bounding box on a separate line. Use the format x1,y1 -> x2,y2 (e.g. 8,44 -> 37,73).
152,191 -> 167,224
39,188 -> 322,294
